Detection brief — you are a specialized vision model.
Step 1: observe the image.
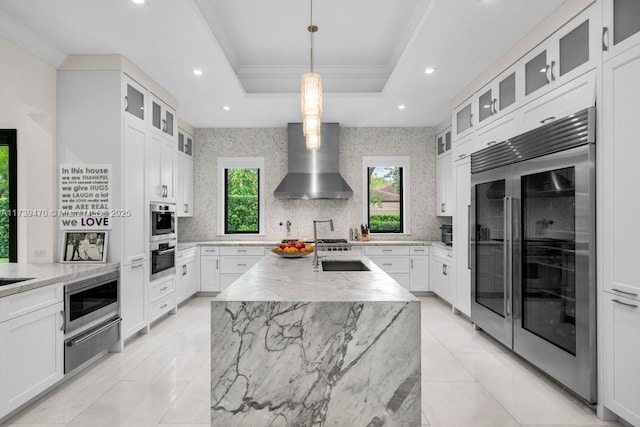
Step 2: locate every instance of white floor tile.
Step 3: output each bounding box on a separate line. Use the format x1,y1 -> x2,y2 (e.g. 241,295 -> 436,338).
5,295 -> 622,427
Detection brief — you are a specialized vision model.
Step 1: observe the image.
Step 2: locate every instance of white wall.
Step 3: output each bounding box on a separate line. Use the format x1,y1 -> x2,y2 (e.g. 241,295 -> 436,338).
0,36 -> 57,262
178,126 -> 444,242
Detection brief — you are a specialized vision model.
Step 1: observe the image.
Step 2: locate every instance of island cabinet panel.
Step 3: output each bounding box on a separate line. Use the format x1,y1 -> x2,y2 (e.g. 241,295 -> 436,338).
210,301 -> 421,426
0,285 -> 64,419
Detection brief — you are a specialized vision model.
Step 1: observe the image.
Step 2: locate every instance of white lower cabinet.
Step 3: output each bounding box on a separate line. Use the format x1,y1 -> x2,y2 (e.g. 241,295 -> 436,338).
431,247 -> 453,303
603,292 -> 640,426
149,275 -> 175,322
219,247 -> 265,292
200,246 -> 220,292
410,246 -> 429,292
0,286 -> 64,419
176,247 -> 198,303
365,246 -> 411,290
120,260 -> 147,341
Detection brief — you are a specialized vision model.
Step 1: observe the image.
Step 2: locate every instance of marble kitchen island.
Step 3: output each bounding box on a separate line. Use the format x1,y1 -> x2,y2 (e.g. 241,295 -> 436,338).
211,251 -> 421,426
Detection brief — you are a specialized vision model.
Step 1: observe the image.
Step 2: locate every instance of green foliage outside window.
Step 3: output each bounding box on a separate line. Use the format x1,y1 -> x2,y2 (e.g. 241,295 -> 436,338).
0,146 -> 9,260
225,168 -> 259,233
368,166 -> 402,233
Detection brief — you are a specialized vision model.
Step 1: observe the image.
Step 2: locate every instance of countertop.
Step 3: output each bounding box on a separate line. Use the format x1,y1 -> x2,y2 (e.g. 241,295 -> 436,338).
215,251 -> 418,303
0,262 -> 120,298
179,240 -> 452,251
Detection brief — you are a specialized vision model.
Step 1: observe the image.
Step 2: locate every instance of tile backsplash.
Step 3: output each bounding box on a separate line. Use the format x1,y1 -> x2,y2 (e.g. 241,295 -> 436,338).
178,126 -> 444,242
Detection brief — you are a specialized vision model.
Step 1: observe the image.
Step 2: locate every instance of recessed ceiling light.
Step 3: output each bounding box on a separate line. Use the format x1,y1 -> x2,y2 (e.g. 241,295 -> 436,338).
398,104 -> 406,110
131,0 -> 146,4
222,105 -> 231,111
424,67 -> 436,74
193,68 -> 203,76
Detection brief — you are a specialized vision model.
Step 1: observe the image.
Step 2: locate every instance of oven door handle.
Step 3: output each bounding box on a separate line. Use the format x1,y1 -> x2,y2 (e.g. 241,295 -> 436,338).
154,248 -> 175,256
66,317 -> 121,347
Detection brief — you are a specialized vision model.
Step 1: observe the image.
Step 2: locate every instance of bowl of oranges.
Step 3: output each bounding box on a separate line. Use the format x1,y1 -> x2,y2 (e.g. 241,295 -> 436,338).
272,241 -> 315,258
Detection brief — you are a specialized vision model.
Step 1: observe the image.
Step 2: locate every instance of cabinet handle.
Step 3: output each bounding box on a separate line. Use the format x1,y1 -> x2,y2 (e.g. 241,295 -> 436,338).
382,249 -> 392,253
545,63 -> 551,84
411,259 -> 414,269
491,99 -> 498,115
442,264 -> 447,276
216,259 -> 219,269
160,286 -> 168,291
237,263 -> 247,267
540,116 -> 556,124
612,299 -> 638,309
124,95 -> 128,112
162,119 -> 167,132
549,60 -> 556,82
612,288 -> 639,297
60,310 -> 66,331
487,141 -> 497,146
382,263 -> 392,266
602,27 -> 609,52
161,303 -> 168,309
184,203 -> 188,213
131,256 -> 145,262
413,248 -> 424,252
441,203 -> 446,213
183,265 -> 187,276
131,263 -> 144,269
237,249 -> 247,253
458,154 -> 467,159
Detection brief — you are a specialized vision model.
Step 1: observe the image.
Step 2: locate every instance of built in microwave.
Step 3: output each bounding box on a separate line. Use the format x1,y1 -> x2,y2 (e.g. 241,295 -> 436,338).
150,203 -> 176,241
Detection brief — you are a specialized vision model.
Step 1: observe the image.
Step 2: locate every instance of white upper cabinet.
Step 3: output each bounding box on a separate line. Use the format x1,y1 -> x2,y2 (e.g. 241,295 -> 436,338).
453,99 -> 476,139
148,93 -> 176,142
436,127 -> 452,158
521,6 -> 599,103
476,64 -> 520,128
603,0 -> 640,60
123,76 -> 146,126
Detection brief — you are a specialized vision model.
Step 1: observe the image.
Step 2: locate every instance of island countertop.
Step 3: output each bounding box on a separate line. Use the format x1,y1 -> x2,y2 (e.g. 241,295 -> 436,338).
0,262 -> 120,299
215,251 -> 418,303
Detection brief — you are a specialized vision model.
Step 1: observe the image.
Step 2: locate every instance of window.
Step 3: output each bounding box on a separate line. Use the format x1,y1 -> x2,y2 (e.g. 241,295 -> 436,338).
362,156 -> 410,234
0,130 -> 17,262
218,157 -> 265,235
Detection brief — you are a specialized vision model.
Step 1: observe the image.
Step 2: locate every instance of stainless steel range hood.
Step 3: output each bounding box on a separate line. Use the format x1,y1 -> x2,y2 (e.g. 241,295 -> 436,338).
273,123 -> 353,199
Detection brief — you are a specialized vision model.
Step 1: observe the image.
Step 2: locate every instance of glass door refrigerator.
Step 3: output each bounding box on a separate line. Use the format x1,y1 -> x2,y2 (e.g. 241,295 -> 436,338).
470,107 -> 596,403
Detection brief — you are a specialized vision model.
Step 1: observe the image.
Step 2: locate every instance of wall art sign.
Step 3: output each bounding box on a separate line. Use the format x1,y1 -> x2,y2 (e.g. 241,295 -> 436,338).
59,164 -> 112,230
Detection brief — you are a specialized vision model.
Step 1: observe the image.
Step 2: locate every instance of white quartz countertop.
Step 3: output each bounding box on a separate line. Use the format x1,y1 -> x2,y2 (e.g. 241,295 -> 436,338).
215,251 -> 418,303
180,240 -> 452,250
0,262 -> 120,298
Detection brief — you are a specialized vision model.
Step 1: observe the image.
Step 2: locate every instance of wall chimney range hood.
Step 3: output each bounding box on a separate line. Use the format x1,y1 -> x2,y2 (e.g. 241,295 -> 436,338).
273,123 -> 353,199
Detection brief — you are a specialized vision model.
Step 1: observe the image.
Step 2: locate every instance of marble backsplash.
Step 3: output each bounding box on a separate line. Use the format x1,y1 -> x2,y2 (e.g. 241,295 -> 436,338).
178,126 -> 444,242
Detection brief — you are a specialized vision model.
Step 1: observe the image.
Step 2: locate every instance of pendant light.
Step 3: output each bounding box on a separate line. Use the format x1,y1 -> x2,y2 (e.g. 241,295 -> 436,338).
301,0 -> 322,150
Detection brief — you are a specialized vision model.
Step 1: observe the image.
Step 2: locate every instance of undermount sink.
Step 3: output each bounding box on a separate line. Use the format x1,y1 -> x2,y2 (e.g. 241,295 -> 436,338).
321,260 -> 370,272
0,278 -> 34,287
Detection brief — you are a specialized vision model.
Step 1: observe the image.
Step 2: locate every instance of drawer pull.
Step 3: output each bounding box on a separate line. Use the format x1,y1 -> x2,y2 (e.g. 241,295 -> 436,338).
237,263 -> 247,267
413,248 -> 424,252
612,299 -> 638,309
612,288 -> 638,297
160,286 -> 168,291
382,249 -> 392,252
382,263 -> 393,266
237,249 -> 247,253
131,263 -> 144,269
67,318 -> 121,347
131,256 -> 145,262
160,303 -> 169,309
540,116 -> 556,124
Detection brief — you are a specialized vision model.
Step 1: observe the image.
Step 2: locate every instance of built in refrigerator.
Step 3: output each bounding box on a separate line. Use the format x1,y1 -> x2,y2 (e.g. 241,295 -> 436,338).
470,107 -> 596,403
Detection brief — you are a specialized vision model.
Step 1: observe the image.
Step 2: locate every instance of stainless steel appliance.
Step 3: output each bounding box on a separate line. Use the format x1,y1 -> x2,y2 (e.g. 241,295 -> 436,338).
150,239 -> 176,281
441,224 -> 452,246
63,270 -> 121,373
470,107 -> 596,403
150,203 -> 176,241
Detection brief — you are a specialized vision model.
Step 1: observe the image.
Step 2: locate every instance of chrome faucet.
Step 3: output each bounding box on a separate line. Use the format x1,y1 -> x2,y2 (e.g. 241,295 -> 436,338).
313,219 -> 334,267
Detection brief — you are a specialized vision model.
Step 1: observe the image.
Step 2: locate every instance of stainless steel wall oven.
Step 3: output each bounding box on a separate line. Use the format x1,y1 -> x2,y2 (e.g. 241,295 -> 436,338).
150,239 -> 176,281
470,107 -> 596,403
150,203 -> 176,241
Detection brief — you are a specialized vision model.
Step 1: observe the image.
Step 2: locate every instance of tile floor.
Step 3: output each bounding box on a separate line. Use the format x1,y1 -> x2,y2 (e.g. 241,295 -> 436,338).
2,296 -> 620,427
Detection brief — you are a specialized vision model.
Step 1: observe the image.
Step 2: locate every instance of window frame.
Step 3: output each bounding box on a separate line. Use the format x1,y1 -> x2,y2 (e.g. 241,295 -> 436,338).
217,157 -> 265,236
362,156 -> 411,235
0,129 -> 17,262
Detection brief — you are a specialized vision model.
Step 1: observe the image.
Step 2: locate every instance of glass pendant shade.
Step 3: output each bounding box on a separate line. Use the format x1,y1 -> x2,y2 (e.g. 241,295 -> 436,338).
302,113 -> 321,137
305,132 -> 321,151
301,72 -> 323,122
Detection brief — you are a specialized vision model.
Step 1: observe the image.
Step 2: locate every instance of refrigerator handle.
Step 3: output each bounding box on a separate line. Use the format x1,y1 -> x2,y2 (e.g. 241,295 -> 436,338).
504,197 -> 511,319
511,197 -> 520,321
467,204 -> 472,270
